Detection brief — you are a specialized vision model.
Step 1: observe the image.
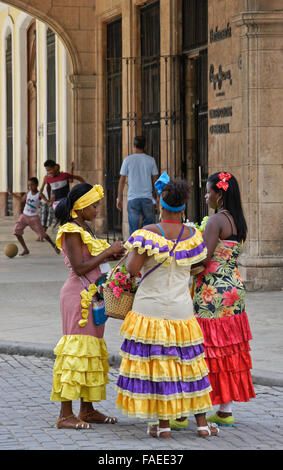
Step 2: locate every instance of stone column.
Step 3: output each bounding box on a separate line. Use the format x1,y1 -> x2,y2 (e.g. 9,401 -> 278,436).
233,11 -> 283,289
69,74 -> 105,231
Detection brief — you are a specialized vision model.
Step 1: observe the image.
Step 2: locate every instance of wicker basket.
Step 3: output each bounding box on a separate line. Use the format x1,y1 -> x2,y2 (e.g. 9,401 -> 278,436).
103,286 -> 134,320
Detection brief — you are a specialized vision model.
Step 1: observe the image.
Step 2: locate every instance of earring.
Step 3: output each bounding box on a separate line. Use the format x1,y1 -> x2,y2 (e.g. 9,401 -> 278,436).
217,197 -> 223,209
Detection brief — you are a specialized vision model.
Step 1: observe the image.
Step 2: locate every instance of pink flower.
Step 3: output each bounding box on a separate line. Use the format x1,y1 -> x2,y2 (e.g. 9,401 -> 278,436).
196,275 -> 203,288
113,286 -> 123,298
223,288 -> 239,307
203,261 -> 220,275
109,281 -> 116,289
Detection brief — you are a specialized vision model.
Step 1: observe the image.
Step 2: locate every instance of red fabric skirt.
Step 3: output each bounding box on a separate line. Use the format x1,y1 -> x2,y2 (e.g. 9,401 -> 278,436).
197,311 -> 256,405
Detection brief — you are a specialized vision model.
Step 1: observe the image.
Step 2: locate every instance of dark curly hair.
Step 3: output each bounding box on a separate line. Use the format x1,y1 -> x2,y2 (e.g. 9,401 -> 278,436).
161,179 -> 189,210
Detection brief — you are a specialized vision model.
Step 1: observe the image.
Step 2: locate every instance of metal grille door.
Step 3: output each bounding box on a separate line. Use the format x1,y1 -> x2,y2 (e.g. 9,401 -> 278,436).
106,19 -> 122,234
47,29 -> 56,161
6,34 -> 13,215
140,1 -> 160,169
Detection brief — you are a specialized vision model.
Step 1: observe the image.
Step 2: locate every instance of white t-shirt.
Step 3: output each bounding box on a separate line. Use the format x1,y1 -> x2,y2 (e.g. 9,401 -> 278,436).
23,191 -> 41,216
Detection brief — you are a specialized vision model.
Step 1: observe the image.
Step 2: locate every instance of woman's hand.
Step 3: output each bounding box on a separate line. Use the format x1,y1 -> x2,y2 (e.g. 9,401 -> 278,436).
108,241 -> 125,257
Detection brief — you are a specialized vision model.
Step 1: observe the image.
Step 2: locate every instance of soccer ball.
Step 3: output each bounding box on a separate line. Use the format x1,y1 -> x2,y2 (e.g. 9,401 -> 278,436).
4,243 -> 18,258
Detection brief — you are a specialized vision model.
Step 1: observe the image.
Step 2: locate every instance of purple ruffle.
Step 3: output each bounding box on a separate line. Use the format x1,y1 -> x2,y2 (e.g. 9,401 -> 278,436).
127,234 -> 206,260
117,375 -> 210,395
175,242 -> 207,260
127,235 -> 169,253
121,339 -> 204,361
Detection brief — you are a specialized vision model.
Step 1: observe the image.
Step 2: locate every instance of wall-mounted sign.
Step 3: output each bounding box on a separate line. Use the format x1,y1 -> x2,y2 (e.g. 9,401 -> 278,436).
210,23 -> 232,43
210,123 -> 230,134
209,106 -> 232,119
209,64 -> 232,90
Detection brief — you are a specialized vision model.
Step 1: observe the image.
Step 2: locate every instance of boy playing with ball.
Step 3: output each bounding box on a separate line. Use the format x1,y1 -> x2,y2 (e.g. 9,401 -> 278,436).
11,177 -> 59,256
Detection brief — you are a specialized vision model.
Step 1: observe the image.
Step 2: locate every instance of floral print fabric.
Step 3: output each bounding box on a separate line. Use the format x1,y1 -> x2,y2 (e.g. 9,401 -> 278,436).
193,240 -> 245,318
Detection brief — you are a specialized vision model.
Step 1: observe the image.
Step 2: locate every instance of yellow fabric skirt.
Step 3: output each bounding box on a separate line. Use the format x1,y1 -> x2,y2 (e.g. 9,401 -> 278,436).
116,311 -> 212,420
50,335 -> 109,402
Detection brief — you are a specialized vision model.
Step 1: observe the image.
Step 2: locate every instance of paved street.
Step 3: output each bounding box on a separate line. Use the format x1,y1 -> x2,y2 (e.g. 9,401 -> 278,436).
0,354 -> 282,450
1,216 -> 283,384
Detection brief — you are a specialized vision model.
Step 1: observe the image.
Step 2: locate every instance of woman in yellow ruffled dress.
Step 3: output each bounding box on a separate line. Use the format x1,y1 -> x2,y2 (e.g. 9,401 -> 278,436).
50,183 -> 124,429
116,175 -> 219,438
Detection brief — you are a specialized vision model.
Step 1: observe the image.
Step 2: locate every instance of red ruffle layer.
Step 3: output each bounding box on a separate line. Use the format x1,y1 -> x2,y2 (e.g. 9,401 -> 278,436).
205,341 -> 251,359
197,312 -> 255,404
197,311 -> 252,348
209,369 -> 256,404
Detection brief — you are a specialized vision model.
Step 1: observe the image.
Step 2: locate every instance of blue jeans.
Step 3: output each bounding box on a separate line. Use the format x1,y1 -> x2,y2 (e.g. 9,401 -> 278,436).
127,198 -> 155,234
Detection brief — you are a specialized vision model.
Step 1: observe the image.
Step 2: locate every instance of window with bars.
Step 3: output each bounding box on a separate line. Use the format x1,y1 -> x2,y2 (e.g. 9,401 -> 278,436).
106,18 -> 122,233
182,0 -> 208,222
183,0 -> 208,51
47,29 -> 56,161
6,33 -> 13,215
140,1 -> 160,169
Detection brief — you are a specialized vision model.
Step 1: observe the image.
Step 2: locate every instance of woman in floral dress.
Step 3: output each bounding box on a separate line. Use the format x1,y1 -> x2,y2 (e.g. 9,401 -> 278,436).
193,172 -> 255,426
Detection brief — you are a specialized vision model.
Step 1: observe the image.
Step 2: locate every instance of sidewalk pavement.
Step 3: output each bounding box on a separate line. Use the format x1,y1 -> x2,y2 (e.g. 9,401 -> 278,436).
0,216 -> 282,386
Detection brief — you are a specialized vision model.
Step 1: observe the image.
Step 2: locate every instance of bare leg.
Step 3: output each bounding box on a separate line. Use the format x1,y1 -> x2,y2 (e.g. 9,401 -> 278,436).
56,401 -> 90,429
44,234 -> 60,254
148,419 -> 171,438
195,413 -> 219,437
79,400 -> 117,424
15,235 -> 29,255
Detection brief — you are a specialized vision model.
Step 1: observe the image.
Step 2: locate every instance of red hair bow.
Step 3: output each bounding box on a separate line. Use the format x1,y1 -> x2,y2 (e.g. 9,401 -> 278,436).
216,172 -> 232,191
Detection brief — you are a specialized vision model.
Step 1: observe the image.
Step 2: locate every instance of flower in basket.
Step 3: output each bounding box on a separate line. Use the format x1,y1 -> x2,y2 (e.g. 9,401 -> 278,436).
103,264 -> 141,299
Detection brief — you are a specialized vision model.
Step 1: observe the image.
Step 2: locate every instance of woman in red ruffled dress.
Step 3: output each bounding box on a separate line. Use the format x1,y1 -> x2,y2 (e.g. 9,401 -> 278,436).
193,172 -> 256,426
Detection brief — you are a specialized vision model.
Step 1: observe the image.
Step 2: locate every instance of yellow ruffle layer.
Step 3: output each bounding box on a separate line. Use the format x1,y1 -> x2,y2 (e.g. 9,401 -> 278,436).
116,391 -> 212,419
124,228 -> 207,266
50,335 -> 109,403
121,311 -> 204,347
56,222 -> 110,255
119,356 -> 209,383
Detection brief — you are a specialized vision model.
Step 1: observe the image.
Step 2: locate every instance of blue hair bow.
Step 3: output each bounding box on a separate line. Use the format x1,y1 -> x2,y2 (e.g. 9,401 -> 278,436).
154,171 -> 170,195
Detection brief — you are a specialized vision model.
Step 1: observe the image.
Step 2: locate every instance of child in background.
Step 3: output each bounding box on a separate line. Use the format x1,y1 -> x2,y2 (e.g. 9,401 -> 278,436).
40,160 -> 85,210
39,181 -> 55,237
12,177 -> 60,256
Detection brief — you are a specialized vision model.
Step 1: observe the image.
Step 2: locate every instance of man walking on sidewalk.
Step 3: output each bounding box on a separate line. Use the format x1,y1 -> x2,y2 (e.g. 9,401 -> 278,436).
116,136 -> 159,234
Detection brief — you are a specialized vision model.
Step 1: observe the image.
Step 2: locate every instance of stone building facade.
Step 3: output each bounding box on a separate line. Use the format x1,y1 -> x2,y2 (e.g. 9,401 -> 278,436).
0,0 -> 282,290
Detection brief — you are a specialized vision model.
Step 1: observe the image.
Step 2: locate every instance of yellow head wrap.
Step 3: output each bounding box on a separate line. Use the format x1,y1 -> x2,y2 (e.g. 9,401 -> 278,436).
71,185 -> 104,219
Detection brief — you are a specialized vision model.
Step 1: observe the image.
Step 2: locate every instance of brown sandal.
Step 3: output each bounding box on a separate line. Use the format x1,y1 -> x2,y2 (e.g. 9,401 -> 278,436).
79,410 -> 118,424
56,413 -> 91,430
